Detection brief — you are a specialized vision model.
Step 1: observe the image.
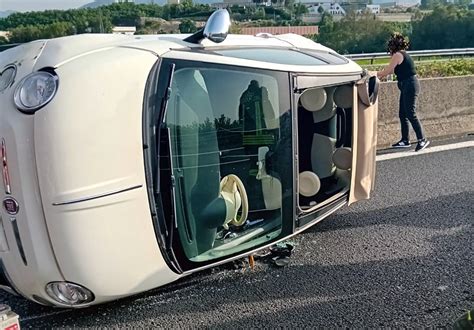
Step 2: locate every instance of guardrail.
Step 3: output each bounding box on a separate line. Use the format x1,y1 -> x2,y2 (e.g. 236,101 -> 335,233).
345,48 -> 474,64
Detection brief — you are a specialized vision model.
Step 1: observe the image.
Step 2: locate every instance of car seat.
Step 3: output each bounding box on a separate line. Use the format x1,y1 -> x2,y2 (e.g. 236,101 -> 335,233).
298,87 -> 337,197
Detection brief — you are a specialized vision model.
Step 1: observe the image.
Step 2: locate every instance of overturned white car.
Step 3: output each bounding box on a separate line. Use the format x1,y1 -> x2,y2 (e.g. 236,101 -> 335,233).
0,10 -> 379,307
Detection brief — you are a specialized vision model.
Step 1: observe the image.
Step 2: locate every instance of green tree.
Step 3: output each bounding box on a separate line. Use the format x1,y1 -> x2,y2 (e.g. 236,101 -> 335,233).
294,3 -> 308,18
420,0 -> 447,9
315,11 -> 411,53
411,5 -> 474,49
179,19 -> 197,33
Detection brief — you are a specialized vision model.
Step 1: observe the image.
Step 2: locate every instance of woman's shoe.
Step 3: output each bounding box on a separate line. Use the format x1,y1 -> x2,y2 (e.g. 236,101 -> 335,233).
415,139 -> 430,151
391,140 -> 411,148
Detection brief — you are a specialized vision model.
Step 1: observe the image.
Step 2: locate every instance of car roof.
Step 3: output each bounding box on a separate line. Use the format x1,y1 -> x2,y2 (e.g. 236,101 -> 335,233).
7,33 -> 361,74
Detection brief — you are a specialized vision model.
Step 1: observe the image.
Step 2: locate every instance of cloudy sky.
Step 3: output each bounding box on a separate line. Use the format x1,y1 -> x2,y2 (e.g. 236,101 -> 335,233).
0,0 -> 92,12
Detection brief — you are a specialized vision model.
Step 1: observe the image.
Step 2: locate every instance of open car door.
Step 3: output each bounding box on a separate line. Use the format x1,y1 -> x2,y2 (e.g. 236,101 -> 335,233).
349,74 -> 379,204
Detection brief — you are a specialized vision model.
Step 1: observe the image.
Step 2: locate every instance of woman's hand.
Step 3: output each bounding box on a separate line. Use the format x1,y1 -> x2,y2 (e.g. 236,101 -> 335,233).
377,52 -> 403,79
367,70 -> 378,78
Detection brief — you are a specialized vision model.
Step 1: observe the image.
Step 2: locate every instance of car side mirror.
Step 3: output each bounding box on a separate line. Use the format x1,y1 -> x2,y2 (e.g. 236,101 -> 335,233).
184,9 -> 231,44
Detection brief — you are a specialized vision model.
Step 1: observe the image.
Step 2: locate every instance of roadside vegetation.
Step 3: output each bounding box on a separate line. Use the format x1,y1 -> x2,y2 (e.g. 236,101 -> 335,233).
363,59 -> 474,79
315,5 -> 473,54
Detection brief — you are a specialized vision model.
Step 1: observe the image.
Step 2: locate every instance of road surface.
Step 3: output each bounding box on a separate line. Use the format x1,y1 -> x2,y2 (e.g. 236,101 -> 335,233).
1,138 -> 473,327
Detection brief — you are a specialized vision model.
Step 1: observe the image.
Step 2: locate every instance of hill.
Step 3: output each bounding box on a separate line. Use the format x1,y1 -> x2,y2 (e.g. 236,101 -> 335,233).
0,10 -> 15,18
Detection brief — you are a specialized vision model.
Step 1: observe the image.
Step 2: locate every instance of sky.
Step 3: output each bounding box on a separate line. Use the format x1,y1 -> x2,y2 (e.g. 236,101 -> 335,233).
0,0 -> 92,12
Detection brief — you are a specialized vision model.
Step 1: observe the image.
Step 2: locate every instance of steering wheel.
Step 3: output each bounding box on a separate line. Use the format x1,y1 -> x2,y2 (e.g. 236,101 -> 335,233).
219,174 -> 249,228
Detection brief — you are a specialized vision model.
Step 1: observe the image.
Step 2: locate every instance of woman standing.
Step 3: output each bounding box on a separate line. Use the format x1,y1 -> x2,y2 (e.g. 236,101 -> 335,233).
377,33 -> 430,151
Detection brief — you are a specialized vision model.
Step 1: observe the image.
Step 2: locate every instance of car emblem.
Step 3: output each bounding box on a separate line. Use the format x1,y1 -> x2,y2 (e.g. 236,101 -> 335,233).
3,197 -> 19,215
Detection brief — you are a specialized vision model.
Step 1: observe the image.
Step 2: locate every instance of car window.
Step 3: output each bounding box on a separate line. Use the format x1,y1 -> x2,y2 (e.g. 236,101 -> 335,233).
164,62 -> 293,262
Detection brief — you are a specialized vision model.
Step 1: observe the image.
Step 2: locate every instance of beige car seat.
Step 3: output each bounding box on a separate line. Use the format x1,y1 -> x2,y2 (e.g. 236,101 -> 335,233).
256,146 -> 282,210
300,87 -> 337,180
298,87 -> 333,197
298,85 -> 354,198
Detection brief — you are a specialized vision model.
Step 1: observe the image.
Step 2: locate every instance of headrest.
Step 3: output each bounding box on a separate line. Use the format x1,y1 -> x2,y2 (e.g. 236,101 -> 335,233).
332,147 -> 352,170
300,88 -> 327,112
334,85 -> 353,109
299,171 -> 321,197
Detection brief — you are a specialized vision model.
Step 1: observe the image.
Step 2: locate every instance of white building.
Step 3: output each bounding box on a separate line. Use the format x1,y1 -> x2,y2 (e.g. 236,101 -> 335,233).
365,4 -> 380,14
307,3 -> 346,15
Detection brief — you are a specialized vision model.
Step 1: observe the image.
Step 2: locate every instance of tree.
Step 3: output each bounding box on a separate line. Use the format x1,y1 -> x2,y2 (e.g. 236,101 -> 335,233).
294,3 -> 308,18
8,21 -> 76,43
411,5 -> 474,49
315,11 -> 411,54
420,0 -> 447,9
179,19 -> 197,33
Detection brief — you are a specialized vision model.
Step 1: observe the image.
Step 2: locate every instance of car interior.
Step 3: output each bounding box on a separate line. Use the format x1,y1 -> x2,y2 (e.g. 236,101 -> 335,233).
163,65 -> 358,264
297,84 -> 354,212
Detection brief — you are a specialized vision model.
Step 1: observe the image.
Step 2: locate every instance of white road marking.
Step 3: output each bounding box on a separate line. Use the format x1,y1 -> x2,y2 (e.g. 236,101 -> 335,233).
376,140 -> 474,162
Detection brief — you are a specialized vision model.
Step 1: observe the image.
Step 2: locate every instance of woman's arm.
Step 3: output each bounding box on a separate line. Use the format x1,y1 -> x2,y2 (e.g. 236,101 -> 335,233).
377,52 -> 403,79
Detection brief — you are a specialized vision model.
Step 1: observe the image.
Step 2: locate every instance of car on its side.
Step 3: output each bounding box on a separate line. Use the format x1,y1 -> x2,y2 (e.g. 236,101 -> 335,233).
0,10 -> 379,307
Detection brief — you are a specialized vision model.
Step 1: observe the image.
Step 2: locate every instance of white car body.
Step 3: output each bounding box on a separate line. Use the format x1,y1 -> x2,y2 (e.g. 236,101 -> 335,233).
0,29 -> 378,307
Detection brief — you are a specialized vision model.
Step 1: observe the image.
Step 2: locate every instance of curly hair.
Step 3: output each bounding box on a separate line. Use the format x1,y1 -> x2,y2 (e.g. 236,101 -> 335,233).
387,32 -> 410,54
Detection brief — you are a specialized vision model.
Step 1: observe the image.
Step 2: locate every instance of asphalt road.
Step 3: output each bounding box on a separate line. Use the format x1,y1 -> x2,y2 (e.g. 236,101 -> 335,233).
1,139 -> 473,327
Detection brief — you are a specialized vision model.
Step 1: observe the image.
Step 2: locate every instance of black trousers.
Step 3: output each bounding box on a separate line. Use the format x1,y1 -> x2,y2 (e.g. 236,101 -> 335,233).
397,76 -> 425,141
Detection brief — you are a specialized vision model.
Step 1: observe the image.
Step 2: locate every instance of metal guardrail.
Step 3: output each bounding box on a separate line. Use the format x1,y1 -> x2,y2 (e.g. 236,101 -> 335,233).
346,48 -> 474,64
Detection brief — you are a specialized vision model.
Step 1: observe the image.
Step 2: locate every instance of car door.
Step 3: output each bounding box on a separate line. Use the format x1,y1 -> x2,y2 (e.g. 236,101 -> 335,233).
349,74 -> 379,204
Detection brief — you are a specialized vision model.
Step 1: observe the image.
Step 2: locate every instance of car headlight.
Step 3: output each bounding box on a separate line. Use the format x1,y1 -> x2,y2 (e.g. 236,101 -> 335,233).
45,282 -> 94,306
14,71 -> 58,113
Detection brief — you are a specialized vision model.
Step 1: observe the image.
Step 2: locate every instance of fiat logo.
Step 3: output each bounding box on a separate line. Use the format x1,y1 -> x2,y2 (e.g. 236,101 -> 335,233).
3,197 -> 19,215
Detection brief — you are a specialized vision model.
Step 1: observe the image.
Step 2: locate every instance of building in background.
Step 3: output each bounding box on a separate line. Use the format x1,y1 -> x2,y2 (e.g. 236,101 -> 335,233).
307,3 -> 346,15
240,25 -> 318,36
362,4 -> 381,13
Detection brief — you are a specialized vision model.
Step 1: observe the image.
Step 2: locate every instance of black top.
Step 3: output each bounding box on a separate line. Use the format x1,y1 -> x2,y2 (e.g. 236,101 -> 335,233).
394,51 -> 416,81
